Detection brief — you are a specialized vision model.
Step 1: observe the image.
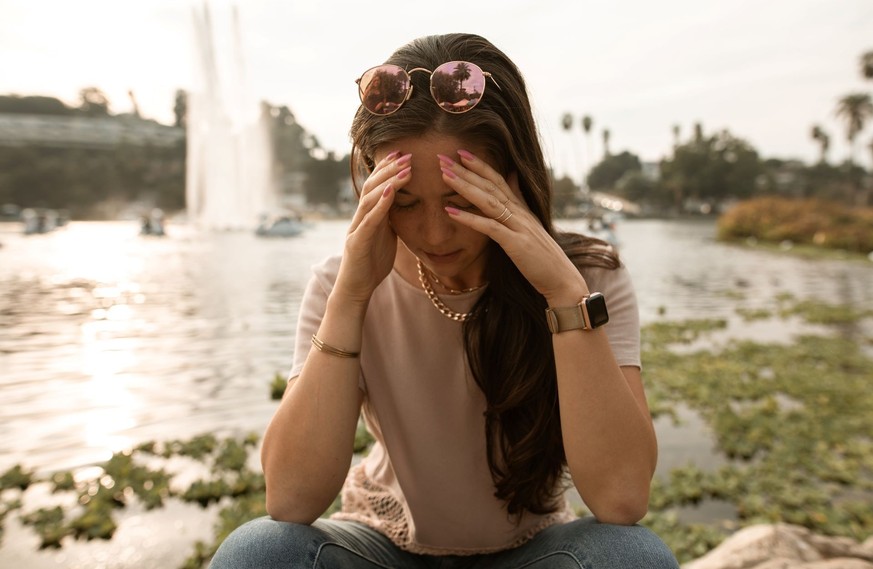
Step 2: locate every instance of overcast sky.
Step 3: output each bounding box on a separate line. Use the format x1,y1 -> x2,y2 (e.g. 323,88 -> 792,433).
2,0 -> 872,176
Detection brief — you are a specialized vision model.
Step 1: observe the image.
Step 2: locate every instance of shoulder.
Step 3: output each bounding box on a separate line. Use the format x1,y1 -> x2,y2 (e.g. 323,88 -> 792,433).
309,255 -> 342,291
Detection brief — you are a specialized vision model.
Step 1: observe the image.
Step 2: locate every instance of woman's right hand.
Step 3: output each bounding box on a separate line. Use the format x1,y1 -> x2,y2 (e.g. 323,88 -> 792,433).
333,151 -> 412,307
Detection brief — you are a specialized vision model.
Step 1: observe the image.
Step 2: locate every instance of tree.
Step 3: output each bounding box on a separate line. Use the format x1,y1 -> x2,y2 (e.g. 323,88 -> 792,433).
810,124 -> 830,163
659,129 -> 761,212
587,150 -> 641,191
672,124 -> 681,150
601,128 -> 611,158
173,90 -> 188,128
581,115 -> 594,190
0,95 -> 73,115
303,151 -> 349,206
861,50 -> 873,80
835,93 -> 873,163
78,87 -> 111,116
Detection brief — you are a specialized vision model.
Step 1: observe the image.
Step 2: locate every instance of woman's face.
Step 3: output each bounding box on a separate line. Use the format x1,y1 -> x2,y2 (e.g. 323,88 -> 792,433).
373,132 -> 494,289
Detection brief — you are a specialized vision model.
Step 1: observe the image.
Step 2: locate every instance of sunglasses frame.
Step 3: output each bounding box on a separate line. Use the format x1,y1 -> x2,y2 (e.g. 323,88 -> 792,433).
356,61 -> 500,116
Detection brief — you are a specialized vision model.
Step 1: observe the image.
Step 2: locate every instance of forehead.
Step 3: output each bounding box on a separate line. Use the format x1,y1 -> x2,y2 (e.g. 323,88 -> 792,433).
373,132 -> 498,171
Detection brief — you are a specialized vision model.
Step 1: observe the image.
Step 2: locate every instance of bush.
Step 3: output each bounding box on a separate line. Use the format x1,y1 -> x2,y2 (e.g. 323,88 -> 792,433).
717,197 -> 873,253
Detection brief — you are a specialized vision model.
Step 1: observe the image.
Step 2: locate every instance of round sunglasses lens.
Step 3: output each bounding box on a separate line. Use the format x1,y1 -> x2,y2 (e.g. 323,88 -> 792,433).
430,61 -> 487,113
359,65 -> 410,115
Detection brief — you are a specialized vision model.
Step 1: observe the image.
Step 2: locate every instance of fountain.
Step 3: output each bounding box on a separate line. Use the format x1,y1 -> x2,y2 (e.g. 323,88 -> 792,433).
186,1 -> 277,230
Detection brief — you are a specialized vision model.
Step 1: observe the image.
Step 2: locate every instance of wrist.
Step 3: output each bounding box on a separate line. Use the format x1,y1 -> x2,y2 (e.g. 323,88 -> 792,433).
325,293 -> 369,321
543,281 -> 590,308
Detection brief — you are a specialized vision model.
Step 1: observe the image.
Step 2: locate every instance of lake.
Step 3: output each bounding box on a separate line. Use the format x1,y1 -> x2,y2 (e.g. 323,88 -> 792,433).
2,218 -> 872,478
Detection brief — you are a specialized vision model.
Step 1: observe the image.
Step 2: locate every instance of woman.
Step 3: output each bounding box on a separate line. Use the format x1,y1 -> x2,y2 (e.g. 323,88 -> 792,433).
210,33 -> 679,568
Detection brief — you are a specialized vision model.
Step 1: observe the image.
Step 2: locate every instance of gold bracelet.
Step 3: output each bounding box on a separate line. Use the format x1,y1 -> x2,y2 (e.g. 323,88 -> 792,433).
311,334 -> 360,358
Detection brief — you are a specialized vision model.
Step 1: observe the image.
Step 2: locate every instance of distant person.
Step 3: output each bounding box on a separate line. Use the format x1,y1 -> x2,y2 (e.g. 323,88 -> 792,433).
211,33 -> 678,568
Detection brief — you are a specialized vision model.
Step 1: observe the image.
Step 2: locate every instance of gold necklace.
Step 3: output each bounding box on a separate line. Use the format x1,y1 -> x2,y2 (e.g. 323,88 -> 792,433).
427,268 -> 486,295
416,258 -> 478,322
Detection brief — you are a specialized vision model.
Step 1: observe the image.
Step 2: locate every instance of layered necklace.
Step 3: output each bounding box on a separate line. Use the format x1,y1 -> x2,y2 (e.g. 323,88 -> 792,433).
415,258 -> 486,322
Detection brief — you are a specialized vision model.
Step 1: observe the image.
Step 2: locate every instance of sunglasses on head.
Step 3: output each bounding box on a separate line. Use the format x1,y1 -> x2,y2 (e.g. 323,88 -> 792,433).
356,60 -> 500,116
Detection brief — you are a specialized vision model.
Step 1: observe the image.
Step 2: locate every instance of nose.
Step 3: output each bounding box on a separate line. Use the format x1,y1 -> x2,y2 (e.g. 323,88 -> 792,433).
419,203 -> 454,247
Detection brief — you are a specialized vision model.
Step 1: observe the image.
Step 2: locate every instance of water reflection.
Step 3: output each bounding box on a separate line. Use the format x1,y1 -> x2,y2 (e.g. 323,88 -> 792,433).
1,219 -> 871,477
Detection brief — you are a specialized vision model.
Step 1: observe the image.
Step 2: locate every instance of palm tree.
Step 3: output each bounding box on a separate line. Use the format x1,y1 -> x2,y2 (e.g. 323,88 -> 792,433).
581,115 -> 594,191
810,125 -> 830,163
672,124 -> 681,149
451,62 -> 471,90
602,128 -> 611,158
561,113 -> 574,183
861,50 -> 873,80
835,93 -> 873,163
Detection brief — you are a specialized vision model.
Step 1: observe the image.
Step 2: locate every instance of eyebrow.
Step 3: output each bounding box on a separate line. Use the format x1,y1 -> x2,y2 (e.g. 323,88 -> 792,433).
396,189 -> 463,198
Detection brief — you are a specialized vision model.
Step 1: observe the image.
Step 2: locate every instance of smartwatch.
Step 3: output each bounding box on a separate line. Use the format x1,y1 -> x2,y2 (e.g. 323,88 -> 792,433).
545,292 -> 609,333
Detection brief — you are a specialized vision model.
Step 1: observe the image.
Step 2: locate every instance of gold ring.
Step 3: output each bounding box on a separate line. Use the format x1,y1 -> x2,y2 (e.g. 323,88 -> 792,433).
493,206 -> 513,224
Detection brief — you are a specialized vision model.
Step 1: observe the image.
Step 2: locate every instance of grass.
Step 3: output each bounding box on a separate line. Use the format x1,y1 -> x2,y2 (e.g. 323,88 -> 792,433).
1,294 -> 871,566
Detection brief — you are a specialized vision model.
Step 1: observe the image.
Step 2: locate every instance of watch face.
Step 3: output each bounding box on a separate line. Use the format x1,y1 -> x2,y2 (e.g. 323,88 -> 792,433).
586,293 -> 609,328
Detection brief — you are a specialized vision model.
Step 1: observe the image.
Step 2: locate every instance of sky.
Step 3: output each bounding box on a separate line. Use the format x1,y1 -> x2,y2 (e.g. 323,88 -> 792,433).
2,0 -> 872,177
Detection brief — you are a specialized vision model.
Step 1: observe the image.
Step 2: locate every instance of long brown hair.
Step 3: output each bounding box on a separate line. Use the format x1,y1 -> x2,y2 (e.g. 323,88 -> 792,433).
350,34 -> 620,517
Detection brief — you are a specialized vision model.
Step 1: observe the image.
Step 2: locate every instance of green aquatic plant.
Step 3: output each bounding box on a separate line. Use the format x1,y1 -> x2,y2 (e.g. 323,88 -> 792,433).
2,294 -> 871,566
644,306 -> 873,561
270,372 -> 288,400
0,464 -> 34,491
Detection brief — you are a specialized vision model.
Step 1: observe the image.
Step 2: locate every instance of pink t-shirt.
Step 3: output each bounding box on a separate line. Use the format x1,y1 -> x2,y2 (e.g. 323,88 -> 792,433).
289,255 -> 641,555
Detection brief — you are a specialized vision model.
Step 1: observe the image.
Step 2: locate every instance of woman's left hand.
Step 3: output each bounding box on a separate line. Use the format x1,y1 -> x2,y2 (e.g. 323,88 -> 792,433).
439,150 -> 589,304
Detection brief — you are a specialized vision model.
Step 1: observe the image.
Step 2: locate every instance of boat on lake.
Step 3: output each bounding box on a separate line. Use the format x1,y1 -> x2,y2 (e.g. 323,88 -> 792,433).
255,214 -> 304,238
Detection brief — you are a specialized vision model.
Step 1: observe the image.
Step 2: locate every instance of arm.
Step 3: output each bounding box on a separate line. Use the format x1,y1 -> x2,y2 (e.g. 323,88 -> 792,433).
260,293 -> 367,524
440,151 -> 656,524
261,151 -> 411,524
547,277 -> 656,525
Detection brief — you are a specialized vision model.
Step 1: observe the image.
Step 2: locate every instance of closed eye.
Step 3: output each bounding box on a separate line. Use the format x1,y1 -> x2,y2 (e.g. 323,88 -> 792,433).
392,201 -> 418,211
448,200 -> 478,212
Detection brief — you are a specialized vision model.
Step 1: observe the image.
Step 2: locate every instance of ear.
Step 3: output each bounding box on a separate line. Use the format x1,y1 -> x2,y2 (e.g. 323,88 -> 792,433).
507,171 -> 524,201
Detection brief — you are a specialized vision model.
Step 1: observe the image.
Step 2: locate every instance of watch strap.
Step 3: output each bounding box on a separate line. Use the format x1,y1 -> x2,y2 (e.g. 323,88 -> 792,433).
545,302 -> 590,333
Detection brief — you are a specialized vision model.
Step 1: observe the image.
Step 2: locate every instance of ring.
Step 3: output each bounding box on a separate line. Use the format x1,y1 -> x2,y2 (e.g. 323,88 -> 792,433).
493,206 -> 513,224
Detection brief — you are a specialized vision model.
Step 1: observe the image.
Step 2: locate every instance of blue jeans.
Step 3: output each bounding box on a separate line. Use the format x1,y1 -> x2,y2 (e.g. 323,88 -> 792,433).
208,516 -> 679,568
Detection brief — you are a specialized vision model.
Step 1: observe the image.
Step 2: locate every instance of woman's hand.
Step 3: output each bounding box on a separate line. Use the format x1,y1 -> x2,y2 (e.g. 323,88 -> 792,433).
438,150 -> 588,304
333,151 -> 412,307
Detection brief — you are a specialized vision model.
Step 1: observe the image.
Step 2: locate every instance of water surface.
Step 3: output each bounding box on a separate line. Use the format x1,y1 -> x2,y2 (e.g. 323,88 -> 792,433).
1,218 -> 871,476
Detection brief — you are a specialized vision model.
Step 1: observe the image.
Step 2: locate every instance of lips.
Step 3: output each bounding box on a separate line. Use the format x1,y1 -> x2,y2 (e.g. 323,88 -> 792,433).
424,250 -> 461,264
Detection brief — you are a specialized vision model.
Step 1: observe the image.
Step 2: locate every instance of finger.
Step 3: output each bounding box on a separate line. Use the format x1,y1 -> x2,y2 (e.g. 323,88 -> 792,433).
456,150 -> 519,204
349,164 -> 410,232
439,157 -> 516,220
443,204 -> 513,240
361,151 -> 411,198
354,183 -> 396,235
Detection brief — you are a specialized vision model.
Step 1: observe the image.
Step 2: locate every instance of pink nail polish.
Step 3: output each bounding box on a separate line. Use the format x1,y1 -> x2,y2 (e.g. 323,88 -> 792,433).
383,184 -> 392,197
441,167 -> 457,179
445,206 -> 461,216
437,153 -> 455,167
385,150 -> 401,161
457,149 -> 474,161
397,166 -> 411,179
396,153 -> 412,166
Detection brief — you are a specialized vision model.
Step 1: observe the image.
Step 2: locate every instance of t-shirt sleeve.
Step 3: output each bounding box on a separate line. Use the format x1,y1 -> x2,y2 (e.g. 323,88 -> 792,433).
582,263 -> 641,369
288,256 -> 340,381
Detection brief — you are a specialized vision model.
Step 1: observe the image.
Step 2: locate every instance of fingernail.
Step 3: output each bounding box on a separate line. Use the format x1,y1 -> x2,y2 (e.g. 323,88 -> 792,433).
397,166 -> 411,179
395,153 -> 412,166
385,150 -> 401,161
440,167 -> 457,179
445,206 -> 461,216
383,184 -> 393,197
457,149 -> 474,161
437,153 -> 455,167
